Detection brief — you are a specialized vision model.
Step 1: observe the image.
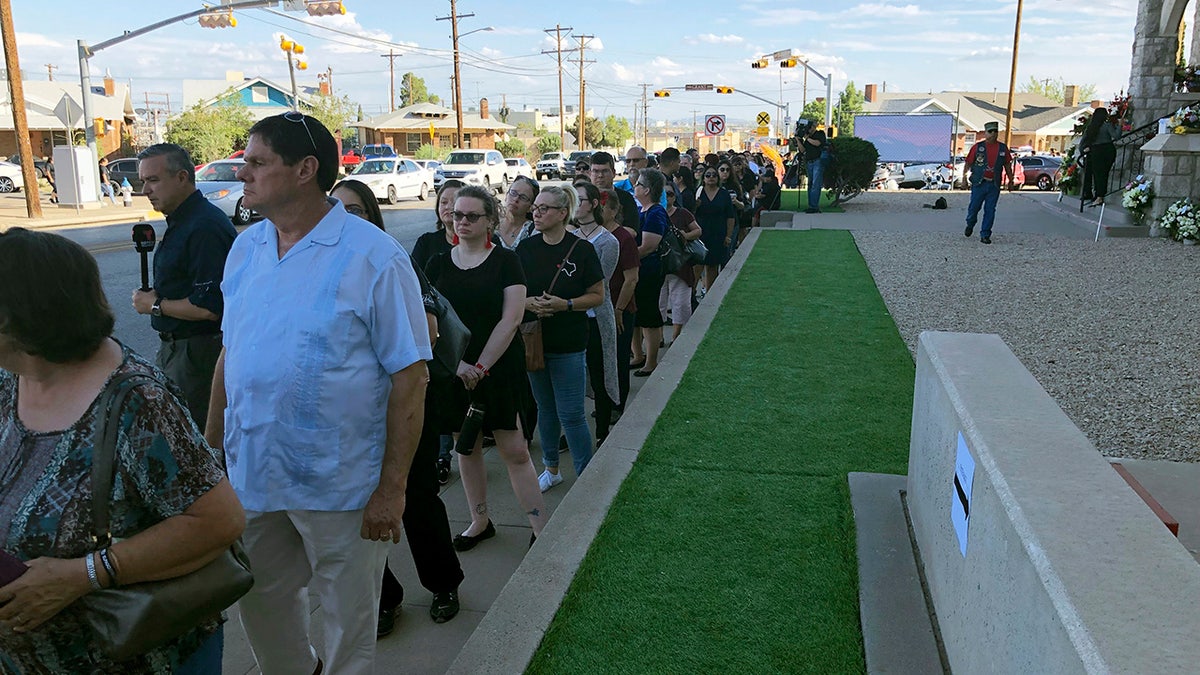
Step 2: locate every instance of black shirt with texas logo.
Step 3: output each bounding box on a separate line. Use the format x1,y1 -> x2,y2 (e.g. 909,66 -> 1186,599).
515,231 -> 604,354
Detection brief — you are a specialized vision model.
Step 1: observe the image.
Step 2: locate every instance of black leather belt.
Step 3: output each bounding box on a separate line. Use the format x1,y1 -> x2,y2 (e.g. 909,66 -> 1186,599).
159,331 -> 220,342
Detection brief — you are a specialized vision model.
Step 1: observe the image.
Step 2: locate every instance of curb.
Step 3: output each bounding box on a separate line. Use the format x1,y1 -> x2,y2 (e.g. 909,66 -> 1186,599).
447,228 -> 767,674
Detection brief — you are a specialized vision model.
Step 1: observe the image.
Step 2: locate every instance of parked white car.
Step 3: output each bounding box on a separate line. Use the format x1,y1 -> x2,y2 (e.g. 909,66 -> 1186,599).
441,149 -> 508,194
899,158 -> 965,189
0,161 -> 26,193
197,159 -> 258,225
535,152 -> 567,180
351,158 -> 432,204
505,158 -> 534,182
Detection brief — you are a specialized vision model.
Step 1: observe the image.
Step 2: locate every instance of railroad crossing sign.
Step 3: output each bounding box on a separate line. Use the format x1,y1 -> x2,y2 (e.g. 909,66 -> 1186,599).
755,126 -> 770,137
704,114 -> 726,136
756,111 -> 771,126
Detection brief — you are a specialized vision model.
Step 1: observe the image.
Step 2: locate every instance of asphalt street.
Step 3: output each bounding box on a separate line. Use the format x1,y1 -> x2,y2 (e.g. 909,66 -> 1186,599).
63,200 -> 442,360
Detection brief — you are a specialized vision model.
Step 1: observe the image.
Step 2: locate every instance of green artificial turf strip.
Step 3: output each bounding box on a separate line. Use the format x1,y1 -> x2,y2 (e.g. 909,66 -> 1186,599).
527,230 -> 915,674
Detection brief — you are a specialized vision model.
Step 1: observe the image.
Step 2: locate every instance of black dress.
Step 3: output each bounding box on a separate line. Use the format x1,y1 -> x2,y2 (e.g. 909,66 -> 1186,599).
425,247 -> 531,434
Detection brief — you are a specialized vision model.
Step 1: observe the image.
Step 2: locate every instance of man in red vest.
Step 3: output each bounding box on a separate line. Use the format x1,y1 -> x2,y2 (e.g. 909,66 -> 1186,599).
963,121 -> 1016,244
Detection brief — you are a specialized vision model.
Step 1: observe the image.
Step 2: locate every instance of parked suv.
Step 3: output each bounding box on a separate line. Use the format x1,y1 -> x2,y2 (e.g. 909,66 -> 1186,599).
440,149 -> 509,194
361,144 -> 397,159
562,150 -> 596,180
535,152 -> 567,180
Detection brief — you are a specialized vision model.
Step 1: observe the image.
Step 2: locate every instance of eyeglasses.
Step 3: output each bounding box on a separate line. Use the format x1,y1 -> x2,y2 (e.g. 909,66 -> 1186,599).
531,204 -> 565,215
718,167 -> 730,172
625,157 -> 647,164
507,189 -> 532,203
635,182 -> 650,189
282,111 -> 318,153
451,211 -> 488,223
703,172 -> 717,178
345,204 -> 367,216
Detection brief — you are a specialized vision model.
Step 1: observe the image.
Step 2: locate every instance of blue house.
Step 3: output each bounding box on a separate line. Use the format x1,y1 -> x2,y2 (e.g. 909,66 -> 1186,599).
182,73 -> 316,121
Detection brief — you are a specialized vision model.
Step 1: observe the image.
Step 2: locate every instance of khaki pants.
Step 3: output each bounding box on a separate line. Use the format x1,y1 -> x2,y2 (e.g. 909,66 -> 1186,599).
237,509 -> 388,675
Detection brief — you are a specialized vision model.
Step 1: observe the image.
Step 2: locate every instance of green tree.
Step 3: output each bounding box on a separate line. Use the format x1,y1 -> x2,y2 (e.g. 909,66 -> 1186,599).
307,94 -> 358,144
535,134 -> 561,155
1018,76 -> 1097,105
496,138 -> 527,157
399,73 -> 441,107
165,91 -> 252,164
799,99 -> 827,126
599,115 -> 633,148
832,81 -> 864,137
583,116 -> 605,147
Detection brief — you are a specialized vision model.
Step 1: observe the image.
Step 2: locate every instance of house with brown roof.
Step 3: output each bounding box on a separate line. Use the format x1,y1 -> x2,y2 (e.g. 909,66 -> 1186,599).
351,100 -> 514,154
862,84 -> 1100,154
0,74 -> 135,160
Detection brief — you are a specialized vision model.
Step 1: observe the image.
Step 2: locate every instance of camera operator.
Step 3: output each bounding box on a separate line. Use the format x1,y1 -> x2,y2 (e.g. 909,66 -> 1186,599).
798,120 -> 829,214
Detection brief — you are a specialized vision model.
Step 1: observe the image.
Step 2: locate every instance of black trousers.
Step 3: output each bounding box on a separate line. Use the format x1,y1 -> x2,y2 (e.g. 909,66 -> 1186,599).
585,317 -> 616,441
380,403 -> 464,607
155,332 -> 222,428
615,310 -> 635,412
1086,143 -> 1116,201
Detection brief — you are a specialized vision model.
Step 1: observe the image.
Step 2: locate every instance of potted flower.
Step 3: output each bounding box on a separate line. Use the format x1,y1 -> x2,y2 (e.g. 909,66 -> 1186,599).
1167,102 -> 1200,134
1058,145 -> 1080,195
1158,198 -> 1199,243
1120,175 -> 1154,224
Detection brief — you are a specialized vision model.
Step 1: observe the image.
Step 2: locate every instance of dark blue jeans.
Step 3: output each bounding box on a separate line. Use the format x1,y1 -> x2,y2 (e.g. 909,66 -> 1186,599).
176,625 -> 223,674
966,181 -> 1001,238
806,158 -> 826,210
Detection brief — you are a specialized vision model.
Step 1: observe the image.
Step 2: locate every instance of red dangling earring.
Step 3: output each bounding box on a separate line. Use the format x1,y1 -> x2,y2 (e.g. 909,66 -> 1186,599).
485,238 -> 493,249
452,233 -> 460,245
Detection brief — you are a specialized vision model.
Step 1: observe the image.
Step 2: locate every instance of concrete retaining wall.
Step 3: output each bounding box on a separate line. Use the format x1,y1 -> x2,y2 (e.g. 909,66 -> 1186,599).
907,332 -> 1200,673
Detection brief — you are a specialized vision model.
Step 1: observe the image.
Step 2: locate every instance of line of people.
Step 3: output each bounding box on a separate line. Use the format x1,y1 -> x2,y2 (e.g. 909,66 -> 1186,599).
0,109 -> 785,674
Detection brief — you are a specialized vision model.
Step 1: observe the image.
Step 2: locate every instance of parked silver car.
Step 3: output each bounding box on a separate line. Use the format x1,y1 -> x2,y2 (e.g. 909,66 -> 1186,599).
197,160 -> 257,225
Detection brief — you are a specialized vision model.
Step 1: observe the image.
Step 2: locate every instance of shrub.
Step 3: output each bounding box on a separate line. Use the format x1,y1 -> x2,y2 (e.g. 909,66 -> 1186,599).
414,144 -> 446,160
826,136 -> 879,204
495,138 -> 527,157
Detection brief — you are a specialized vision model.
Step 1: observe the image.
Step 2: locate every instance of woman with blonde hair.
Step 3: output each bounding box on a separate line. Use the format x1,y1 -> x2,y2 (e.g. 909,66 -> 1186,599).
515,186 -> 605,491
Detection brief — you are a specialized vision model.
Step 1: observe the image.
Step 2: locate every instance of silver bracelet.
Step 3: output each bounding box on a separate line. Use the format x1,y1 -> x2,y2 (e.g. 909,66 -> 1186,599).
85,552 -> 102,591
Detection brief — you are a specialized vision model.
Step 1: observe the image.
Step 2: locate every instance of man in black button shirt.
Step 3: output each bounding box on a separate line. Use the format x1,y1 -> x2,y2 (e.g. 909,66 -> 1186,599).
131,143 -> 237,426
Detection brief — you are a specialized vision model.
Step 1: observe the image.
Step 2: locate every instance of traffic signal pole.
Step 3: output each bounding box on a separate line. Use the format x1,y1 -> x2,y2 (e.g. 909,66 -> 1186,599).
77,0 -> 282,197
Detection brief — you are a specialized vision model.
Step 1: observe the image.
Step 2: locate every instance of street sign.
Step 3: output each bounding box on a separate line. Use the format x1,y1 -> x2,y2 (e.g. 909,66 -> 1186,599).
684,83 -> 714,91
756,111 -> 771,126
704,115 -> 726,136
771,48 -> 800,61
755,126 -> 770,137
53,94 -> 82,128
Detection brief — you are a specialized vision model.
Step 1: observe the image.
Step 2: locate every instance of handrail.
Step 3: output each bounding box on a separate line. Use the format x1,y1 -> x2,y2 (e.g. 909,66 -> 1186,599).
1078,117 -> 1162,213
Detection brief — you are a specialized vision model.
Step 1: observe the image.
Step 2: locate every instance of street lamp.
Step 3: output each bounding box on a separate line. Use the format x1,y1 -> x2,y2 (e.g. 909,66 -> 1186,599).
280,38 -> 307,112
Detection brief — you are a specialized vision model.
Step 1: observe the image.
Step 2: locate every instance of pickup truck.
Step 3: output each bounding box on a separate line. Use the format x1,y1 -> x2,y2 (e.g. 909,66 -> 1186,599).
535,152 -> 567,180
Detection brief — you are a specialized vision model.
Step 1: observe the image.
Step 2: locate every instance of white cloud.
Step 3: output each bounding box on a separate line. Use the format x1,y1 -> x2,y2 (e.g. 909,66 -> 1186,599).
15,33 -> 63,49
958,46 -> 1012,61
850,3 -> 922,17
694,33 -> 745,45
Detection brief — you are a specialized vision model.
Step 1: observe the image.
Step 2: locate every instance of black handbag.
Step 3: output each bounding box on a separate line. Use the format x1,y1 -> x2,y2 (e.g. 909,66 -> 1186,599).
656,228 -> 688,275
428,284 -> 472,381
79,372 -> 254,662
684,237 -> 708,265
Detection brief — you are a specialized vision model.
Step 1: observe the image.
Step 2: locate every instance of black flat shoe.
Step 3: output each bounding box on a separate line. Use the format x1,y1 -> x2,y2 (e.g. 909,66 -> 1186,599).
529,531 -> 537,549
629,358 -> 646,369
453,520 -> 496,552
377,605 -> 399,638
430,590 -> 460,623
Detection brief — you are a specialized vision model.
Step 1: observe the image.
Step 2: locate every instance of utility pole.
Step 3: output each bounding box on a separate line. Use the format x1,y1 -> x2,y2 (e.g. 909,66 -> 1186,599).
437,1 -> 473,148
542,25 -> 573,153
381,49 -> 399,111
639,83 -> 650,148
1004,0 -> 1024,149
691,109 -> 700,147
568,34 -> 594,151
2,0 -> 42,217
45,63 -> 56,81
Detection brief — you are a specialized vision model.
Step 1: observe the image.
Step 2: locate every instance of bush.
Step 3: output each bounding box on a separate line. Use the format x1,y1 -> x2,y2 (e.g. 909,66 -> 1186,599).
414,144 -> 446,160
827,136 -> 878,204
495,138 -> 527,157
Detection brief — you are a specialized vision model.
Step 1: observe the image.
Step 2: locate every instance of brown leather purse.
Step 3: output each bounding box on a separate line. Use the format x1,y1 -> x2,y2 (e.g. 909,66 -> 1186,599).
523,236 -> 582,371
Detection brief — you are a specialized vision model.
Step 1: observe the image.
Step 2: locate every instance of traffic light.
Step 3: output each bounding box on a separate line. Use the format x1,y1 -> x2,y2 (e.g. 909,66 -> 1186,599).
780,58 -> 797,68
93,118 -> 106,137
751,59 -> 768,69
716,86 -> 734,94
654,90 -> 670,97
305,1 -> 346,15
198,9 -> 237,28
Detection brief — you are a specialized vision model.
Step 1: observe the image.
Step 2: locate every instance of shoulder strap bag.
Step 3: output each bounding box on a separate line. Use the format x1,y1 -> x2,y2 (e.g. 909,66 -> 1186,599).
521,236 -> 582,372
427,283 -> 472,382
79,372 -> 254,662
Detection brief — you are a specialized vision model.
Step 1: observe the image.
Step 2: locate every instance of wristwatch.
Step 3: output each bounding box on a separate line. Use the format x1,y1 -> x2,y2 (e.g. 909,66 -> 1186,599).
151,296 -> 163,317
566,299 -> 574,312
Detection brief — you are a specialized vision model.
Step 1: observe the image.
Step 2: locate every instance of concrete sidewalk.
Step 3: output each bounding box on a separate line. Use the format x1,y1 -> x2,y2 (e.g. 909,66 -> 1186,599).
0,192 -> 158,230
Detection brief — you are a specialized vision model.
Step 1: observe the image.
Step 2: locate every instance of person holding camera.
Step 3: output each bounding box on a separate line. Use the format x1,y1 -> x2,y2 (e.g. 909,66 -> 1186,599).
424,185 -> 549,551
800,121 -> 829,214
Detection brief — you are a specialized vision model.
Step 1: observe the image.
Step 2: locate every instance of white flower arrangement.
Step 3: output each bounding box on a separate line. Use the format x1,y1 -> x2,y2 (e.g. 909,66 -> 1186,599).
1158,198 -> 1199,241
1121,175 -> 1154,223
1167,102 -> 1200,134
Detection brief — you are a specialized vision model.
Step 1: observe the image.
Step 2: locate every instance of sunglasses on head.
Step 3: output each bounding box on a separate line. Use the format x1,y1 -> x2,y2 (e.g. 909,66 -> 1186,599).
282,111 -> 318,153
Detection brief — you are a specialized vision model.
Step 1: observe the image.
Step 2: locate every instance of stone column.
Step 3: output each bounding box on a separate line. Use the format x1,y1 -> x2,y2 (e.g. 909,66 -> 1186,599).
1128,0 -> 1180,128
1191,1 -> 1200,70
1140,132 -> 1200,236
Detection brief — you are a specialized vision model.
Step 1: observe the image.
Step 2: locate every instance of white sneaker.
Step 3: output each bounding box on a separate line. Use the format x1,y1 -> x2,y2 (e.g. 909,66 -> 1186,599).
538,470 -> 563,493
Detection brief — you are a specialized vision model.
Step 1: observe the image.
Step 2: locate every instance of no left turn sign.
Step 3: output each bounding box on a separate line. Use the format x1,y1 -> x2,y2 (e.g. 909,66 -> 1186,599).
704,115 -> 726,136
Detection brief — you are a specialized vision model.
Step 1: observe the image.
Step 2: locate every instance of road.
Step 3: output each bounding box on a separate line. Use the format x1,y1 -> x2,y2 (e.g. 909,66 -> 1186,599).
60,200 -> 441,360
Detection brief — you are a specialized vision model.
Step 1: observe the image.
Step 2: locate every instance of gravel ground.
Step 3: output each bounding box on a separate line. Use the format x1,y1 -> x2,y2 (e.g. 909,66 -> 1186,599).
849,200 -> 1199,462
